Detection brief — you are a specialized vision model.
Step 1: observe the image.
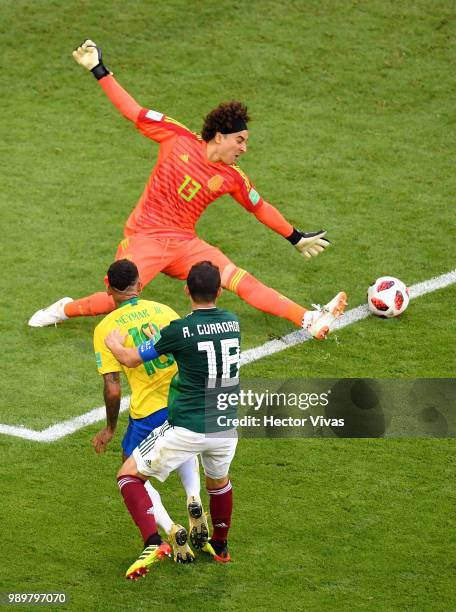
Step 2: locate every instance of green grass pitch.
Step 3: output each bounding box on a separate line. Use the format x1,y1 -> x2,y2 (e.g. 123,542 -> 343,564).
1,0 -> 455,610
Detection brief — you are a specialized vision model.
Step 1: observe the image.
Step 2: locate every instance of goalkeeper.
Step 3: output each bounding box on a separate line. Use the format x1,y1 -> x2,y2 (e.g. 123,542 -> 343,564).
29,40 -> 346,338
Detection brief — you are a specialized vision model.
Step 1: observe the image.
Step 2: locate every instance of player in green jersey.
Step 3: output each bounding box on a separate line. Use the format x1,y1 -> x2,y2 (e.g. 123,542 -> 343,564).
94,259 -> 204,564
106,261 -> 240,579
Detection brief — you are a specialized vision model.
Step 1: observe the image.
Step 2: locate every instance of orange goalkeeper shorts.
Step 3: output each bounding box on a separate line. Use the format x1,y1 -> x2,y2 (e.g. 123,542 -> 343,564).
113,234 -> 233,286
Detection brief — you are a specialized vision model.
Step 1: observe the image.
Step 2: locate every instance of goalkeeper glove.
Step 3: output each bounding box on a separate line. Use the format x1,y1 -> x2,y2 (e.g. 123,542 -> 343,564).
72,39 -> 110,80
286,228 -> 330,259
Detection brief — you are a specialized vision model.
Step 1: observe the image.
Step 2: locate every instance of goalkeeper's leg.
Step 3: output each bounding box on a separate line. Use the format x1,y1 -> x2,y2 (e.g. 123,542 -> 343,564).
63,292 -> 115,317
167,238 -> 347,336
165,239 -> 307,327
66,235 -> 166,318
223,264 -> 347,337
31,236 -> 169,324
223,265 -> 306,327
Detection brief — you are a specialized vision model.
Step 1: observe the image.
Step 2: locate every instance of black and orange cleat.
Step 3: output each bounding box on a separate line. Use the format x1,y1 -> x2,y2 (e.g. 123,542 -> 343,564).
201,539 -> 231,563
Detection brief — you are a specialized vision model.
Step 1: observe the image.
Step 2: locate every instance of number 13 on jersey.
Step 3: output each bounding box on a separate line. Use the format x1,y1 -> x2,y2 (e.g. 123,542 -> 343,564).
178,174 -> 202,202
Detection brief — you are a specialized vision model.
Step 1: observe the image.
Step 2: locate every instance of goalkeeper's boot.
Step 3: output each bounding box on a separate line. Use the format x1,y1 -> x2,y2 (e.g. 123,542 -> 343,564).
125,541 -> 171,580
302,291 -> 347,340
201,539 -> 231,563
187,496 -> 209,549
168,524 -> 195,564
28,297 -> 73,328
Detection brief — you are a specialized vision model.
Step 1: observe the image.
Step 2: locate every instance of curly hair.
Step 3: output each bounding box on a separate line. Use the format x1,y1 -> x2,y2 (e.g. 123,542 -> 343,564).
201,101 -> 250,142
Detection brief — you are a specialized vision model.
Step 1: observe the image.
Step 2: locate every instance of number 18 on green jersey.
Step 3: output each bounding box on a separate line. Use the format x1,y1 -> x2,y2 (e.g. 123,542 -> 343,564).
143,307 -> 241,434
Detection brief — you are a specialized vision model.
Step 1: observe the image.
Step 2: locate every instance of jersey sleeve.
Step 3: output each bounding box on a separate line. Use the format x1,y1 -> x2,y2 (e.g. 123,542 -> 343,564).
251,200 -> 293,236
229,165 -> 265,213
154,320 -> 185,354
98,75 -> 141,123
93,324 -> 122,375
137,303 -> 181,362
136,109 -> 196,143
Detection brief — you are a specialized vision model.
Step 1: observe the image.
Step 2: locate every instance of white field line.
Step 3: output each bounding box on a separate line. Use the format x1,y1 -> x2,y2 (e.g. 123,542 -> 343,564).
1,268 -> 455,442
0,397 -> 131,442
241,268 -> 456,365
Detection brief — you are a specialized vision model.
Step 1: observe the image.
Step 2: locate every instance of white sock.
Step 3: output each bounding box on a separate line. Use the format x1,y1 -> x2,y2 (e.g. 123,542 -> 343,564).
176,455 -> 201,502
144,479 -> 173,535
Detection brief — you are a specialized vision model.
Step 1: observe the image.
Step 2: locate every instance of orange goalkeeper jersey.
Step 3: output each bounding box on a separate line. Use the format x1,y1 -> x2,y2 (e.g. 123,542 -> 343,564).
124,108 -> 264,237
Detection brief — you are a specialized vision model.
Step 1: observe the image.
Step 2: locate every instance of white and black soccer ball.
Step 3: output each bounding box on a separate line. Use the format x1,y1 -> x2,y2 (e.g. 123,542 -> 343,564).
367,276 -> 409,318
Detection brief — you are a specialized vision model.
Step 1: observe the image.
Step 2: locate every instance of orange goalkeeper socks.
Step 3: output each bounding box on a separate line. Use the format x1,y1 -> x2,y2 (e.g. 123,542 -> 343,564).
64,275 -> 307,324
64,292 -> 116,318
226,269 -> 306,327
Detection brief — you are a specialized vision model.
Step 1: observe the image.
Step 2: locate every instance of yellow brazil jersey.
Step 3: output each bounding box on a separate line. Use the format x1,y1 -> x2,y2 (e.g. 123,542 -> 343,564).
93,298 -> 179,419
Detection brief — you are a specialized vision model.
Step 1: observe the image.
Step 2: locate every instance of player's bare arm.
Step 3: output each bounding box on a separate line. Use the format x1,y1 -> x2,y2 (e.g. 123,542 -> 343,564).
104,329 -> 143,368
92,372 -> 121,454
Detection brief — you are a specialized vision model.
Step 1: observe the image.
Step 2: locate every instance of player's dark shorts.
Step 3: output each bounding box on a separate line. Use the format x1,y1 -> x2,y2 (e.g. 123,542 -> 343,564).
122,408 -> 168,456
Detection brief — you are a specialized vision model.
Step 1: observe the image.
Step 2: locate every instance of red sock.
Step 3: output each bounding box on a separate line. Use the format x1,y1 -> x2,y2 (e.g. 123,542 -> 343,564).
226,269 -> 306,328
64,292 -> 116,318
117,476 -> 158,544
207,481 -> 233,543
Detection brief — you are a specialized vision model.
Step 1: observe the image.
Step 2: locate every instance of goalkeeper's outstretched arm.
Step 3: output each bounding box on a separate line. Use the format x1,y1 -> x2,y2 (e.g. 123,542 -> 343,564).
253,201 -> 331,259
72,39 -> 141,123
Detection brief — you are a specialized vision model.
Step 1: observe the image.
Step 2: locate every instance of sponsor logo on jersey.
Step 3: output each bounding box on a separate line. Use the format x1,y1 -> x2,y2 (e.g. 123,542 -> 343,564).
95,352 -> 102,368
206,174 -> 224,193
249,188 -> 260,205
145,109 -> 164,122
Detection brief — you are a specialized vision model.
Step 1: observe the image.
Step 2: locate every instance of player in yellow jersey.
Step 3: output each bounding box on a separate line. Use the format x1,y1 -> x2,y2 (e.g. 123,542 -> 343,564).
93,259 -> 207,564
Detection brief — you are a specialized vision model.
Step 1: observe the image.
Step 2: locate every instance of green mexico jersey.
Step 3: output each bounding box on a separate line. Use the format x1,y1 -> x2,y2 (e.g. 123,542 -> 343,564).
154,307 -> 241,433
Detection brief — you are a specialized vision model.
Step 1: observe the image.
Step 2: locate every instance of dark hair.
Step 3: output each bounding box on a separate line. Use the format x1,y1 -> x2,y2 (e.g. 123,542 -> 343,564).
201,101 -> 250,142
187,261 -> 221,303
107,259 -> 139,291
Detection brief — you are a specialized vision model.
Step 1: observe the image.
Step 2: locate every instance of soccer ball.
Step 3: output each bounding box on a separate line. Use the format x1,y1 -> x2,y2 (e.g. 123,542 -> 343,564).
367,276 -> 409,318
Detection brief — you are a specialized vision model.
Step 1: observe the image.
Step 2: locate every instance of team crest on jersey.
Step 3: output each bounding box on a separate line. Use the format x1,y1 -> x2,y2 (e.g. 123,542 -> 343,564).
179,153 -> 189,163
206,175 -> 224,193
